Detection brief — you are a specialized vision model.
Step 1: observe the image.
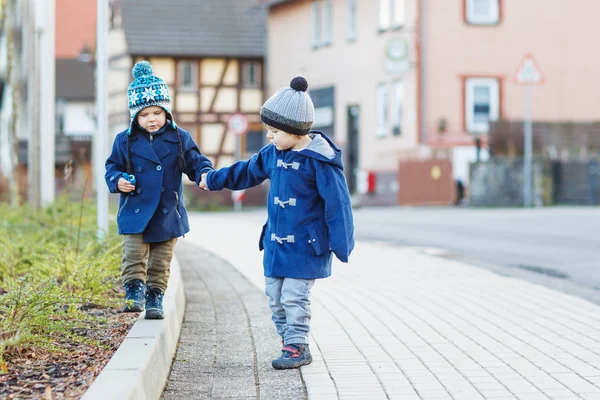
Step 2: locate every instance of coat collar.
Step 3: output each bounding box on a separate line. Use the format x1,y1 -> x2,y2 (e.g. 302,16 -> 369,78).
124,126 -> 179,163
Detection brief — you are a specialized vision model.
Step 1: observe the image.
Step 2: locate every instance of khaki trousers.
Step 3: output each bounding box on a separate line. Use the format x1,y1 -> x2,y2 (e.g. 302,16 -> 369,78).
121,234 -> 177,293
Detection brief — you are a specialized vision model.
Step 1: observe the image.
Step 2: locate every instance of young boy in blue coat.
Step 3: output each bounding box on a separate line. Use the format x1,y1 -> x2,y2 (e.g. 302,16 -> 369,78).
106,61 -> 213,319
200,77 -> 354,369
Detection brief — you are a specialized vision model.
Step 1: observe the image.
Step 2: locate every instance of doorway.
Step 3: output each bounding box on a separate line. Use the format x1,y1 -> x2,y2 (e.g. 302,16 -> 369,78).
346,105 -> 360,194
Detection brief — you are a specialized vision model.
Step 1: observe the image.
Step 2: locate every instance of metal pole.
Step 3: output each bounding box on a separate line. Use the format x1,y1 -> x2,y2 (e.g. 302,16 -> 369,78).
28,0 -> 40,210
523,86 -> 533,208
233,135 -> 242,211
419,0 -> 427,144
38,0 -> 55,205
95,0 -> 109,238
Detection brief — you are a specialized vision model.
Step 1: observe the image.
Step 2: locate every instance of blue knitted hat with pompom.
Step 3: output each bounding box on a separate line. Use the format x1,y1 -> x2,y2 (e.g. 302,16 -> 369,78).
127,61 -> 176,134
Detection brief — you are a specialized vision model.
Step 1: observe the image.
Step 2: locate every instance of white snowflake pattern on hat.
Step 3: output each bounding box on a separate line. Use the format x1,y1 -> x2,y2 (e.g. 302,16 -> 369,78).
128,91 -> 138,105
140,87 -> 158,102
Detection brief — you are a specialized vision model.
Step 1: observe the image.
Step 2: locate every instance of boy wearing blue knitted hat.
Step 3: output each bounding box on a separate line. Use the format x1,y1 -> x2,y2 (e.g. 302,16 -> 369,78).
200,77 -> 355,369
105,61 -> 214,319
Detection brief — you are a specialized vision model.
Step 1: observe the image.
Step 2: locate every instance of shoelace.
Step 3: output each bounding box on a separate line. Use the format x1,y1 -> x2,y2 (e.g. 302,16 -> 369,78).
282,345 -> 302,358
146,290 -> 163,308
125,281 -> 144,298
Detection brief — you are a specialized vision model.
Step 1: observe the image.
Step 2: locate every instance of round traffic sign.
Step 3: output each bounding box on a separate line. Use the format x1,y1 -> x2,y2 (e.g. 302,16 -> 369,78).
227,112 -> 249,136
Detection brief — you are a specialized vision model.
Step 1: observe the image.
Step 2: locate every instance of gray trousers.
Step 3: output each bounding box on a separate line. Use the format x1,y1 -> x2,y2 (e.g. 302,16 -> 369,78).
121,234 -> 177,293
265,277 -> 315,345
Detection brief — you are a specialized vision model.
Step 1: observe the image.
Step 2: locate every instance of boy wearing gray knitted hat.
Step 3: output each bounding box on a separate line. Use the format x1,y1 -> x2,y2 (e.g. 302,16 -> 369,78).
200,77 -> 355,369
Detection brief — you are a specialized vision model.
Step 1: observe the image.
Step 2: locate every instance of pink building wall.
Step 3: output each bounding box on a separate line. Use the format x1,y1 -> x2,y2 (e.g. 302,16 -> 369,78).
425,0 -> 600,141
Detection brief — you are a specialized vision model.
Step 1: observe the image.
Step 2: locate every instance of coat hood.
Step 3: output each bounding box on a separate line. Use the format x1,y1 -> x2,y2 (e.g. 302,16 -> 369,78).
298,130 -> 343,169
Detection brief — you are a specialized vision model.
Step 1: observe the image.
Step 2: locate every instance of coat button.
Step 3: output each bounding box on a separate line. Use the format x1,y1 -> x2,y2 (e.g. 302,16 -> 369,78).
156,165 -> 162,171
162,208 -> 168,214
161,187 -> 165,192
135,208 -> 140,214
137,166 -> 143,172
136,187 -> 142,193
110,176 -> 115,181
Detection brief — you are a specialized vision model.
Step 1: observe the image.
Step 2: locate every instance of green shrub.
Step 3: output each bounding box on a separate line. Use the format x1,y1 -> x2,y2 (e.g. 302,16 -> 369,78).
0,196 -> 122,370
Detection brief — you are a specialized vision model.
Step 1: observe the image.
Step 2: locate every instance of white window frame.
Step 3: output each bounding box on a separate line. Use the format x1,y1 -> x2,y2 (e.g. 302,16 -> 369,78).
465,77 -> 499,133
376,84 -> 389,137
466,0 -> 500,25
179,60 -> 197,89
346,0 -> 357,40
391,81 -> 404,136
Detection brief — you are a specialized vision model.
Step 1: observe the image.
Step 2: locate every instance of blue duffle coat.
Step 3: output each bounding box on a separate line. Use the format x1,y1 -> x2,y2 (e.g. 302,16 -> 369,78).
105,124 -> 213,242
206,131 -> 354,279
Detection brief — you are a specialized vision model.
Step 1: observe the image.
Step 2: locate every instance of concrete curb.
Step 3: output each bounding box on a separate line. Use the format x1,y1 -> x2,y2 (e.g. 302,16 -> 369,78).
82,256 -> 185,400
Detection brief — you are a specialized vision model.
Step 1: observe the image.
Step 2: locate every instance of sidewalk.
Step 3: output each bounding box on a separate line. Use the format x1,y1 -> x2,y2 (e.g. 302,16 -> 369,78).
168,210 -> 600,400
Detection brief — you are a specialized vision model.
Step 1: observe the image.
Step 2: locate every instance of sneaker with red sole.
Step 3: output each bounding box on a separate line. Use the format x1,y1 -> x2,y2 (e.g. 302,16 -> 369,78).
272,344 -> 312,369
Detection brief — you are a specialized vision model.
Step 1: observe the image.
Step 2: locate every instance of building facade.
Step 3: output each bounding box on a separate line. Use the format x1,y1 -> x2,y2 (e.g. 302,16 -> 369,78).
264,0 -> 420,205
264,0 -> 600,206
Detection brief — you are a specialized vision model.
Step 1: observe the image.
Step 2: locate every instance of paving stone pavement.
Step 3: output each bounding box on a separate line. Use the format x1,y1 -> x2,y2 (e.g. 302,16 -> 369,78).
162,240 -> 306,400
168,210 -> 600,400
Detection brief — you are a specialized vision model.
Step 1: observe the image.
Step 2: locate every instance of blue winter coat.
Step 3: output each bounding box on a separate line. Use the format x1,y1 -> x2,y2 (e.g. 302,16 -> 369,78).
105,124 -> 213,242
205,131 -> 354,279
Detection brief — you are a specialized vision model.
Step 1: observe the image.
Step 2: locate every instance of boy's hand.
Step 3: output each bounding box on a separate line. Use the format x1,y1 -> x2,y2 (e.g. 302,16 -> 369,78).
118,177 -> 135,193
199,172 -> 209,191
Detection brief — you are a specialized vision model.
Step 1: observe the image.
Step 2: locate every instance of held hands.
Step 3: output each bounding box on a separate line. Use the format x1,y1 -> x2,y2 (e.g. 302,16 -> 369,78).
117,177 -> 136,193
199,172 -> 209,191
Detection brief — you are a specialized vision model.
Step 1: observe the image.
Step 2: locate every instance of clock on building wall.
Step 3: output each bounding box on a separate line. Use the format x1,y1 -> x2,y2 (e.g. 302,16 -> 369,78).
385,38 -> 410,74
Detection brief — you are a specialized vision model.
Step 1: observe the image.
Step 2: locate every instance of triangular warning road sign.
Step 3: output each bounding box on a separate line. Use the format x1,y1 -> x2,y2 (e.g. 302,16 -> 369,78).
514,53 -> 544,85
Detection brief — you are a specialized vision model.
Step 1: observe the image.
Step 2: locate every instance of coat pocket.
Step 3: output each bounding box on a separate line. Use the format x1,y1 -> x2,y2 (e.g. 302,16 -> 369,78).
174,191 -> 182,218
307,225 -> 324,256
117,196 -> 129,218
258,223 -> 267,251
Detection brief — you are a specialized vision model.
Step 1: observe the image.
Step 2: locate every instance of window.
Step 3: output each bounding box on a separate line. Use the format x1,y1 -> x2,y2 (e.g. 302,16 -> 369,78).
312,2 -> 322,47
466,0 -> 500,25
379,0 -> 405,31
242,61 -> 261,88
376,84 -> 388,137
322,0 -> 332,45
313,1 -> 332,48
346,0 -> 356,40
391,0 -> 406,28
465,78 -> 499,133
378,0 -> 391,30
391,81 -> 404,136
178,61 -> 197,89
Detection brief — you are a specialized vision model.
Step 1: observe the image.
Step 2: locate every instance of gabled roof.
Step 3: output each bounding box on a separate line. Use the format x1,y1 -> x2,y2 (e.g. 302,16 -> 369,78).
122,0 -> 267,57
56,59 -> 95,101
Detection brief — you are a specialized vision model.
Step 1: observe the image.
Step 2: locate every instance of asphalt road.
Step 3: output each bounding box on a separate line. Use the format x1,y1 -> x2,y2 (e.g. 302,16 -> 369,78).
352,206 -> 600,306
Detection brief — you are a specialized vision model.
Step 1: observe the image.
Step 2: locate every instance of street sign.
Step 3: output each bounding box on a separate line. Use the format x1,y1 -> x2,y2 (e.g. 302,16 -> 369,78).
513,53 -> 544,207
514,53 -> 544,86
227,112 -> 249,136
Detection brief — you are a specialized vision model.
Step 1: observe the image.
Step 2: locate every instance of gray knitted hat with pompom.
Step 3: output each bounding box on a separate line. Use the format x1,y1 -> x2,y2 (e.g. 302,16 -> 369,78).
260,76 -> 315,136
